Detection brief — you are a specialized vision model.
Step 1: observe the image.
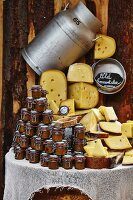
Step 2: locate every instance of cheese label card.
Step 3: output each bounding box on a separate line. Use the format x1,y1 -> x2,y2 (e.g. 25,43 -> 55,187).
95,72 -> 123,88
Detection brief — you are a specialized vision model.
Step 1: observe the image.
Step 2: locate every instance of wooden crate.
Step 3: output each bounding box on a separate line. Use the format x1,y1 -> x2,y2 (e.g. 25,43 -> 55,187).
0,0 -> 133,199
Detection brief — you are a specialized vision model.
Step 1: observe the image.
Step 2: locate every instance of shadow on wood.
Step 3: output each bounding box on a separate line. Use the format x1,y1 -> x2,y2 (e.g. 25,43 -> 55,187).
30,187 -> 92,200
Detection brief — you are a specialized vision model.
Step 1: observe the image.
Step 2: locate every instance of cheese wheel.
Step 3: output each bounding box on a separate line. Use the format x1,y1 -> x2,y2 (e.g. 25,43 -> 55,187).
40,70 -> 67,106
67,63 -> 93,83
68,82 -> 99,109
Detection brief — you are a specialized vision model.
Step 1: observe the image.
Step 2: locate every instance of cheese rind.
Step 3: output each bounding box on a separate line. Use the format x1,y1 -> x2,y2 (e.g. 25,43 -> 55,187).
104,135 -> 132,150
80,111 -> 97,132
94,34 -> 116,59
67,63 -> 93,83
121,123 -> 133,138
40,70 -> 67,106
99,121 -> 121,134
68,83 -> 99,109
60,99 -> 75,114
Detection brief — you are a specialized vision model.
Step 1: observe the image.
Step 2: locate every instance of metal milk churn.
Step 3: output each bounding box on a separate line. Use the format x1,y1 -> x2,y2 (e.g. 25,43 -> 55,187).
22,1 -> 102,75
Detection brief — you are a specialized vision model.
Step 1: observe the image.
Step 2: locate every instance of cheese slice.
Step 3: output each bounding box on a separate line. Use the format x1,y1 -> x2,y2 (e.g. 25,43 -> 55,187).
92,108 -> 105,121
125,149 -> 133,156
60,99 -> 75,114
104,135 -> 132,150
99,121 -> 121,134
122,156 -> 133,165
98,106 -> 105,115
127,120 -> 133,123
40,70 -> 67,106
80,111 -> 97,132
121,123 -> 133,138
99,106 -> 118,122
68,82 -> 99,109
67,63 -> 93,83
94,34 -> 116,59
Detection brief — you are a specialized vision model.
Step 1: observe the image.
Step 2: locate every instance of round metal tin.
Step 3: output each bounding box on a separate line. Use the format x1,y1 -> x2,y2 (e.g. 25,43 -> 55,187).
92,58 -> 126,94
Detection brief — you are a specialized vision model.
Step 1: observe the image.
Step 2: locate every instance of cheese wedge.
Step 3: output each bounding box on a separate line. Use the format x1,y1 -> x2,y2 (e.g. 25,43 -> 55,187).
40,70 -> 67,106
98,106 -> 105,115
60,99 -> 75,114
99,121 -> 121,134
49,100 -> 62,121
121,123 -> 133,138
94,34 -> 116,59
125,149 -> 133,156
122,156 -> 133,165
68,82 -> 99,109
92,108 -> 105,121
80,111 -> 97,132
127,120 -> 133,123
104,135 -> 132,150
67,63 -> 93,83
99,106 -> 118,122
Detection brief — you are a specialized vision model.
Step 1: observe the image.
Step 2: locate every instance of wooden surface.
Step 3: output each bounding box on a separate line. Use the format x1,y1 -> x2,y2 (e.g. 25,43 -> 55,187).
1,0 -> 133,199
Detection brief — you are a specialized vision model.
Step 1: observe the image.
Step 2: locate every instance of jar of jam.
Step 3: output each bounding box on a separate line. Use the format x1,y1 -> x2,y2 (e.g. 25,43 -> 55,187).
40,152 -> 49,167
13,130 -> 21,144
25,122 -> 36,137
44,139 -> 54,154
48,155 -> 59,170
34,137 -> 44,151
74,125 -> 85,139
62,155 -> 73,169
26,97 -> 34,111
30,110 -> 40,125
42,109 -> 53,125
31,135 -> 38,149
55,141 -> 67,156
29,149 -> 40,163
15,146 -> 25,160
34,98 -> 48,112
21,108 -> 30,122
52,127 -> 64,142
26,147 -> 32,160
20,134 -> 29,149
38,125 -> 50,139
16,120 -> 25,133
31,85 -> 42,99
41,89 -> 48,97
73,139 -> 85,152
74,155 -> 86,170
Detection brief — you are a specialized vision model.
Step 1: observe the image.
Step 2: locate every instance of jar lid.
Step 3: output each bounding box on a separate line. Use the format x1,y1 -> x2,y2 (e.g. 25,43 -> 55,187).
15,146 -> 24,152
39,125 -> 49,131
62,154 -> 73,160
49,154 -> 58,161
35,137 -> 43,141
30,149 -> 40,154
14,130 -> 20,135
37,123 -> 45,128
21,108 -> 28,112
56,141 -> 67,147
31,85 -> 42,90
44,139 -> 53,144
26,147 -> 32,152
17,120 -> 25,125
35,97 -> 48,104
20,134 -> 28,139
26,122 -> 33,127
52,127 -> 64,132
31,135 -> 38,139
73,151 -> 84,155
40,152 -> 48,156
75,154 -> 85,160
74,125 -> 85,131
26,97 -> 34,101
43,109 -> 53,115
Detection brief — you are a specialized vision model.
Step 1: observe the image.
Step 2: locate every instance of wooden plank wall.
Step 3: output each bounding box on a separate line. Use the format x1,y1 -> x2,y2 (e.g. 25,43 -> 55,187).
1,0 -> 133,198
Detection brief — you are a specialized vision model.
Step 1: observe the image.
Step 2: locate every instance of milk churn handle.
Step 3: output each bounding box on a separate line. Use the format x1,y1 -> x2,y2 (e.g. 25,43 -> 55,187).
92,36 -> 102,42
64,3 -> 70,11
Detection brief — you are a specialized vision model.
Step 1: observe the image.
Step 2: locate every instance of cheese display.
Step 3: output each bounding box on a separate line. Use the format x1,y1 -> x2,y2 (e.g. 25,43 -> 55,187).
60,99 -> 75,114
67,63 -> 93,83
92,108 -> 105,121
68,82 -> 99,109
121,123 -> 133,138
94,34 -> 116,59
104,135 -> 132,150
40,70 -> 67,106
98,106 -> 118,121
99,121 -> 121,134
80,110 -> 97,132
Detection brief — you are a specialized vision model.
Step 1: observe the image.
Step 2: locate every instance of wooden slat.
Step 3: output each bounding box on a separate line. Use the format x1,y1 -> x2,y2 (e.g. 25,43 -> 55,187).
0,0 -> 3,197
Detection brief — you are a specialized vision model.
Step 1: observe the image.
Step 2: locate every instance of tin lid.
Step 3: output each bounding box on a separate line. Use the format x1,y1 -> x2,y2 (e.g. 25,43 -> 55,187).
45,139 -> 53,144
17,120 -> 25,125
92,58 -> 126,94
56,141 -> 67,147
75,154 -> 85,160
26,122 -> 33,128
30,149 -> 40,154
35,97 -> 48,104
21,108 -> 29,113
49,154 -> 58,161
31,85 -> 42,90
59,106 -> 69,116
74,124 -> 85,131
14,130 -> 20,135
39,125 -> 49,131
26,97 -> 34,102
43,109 -> 53,115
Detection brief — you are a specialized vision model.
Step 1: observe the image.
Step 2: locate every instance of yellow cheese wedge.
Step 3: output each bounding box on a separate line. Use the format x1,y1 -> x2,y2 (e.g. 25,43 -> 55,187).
80,110 -> 97,132
122,156 -> 133,165
92,108 -> 105,122
125,149 -> 133,156
84,139 -> 108,157
99,106 -> 118,122
67,63 -> 93,83
68,82 -> 99,109
99,121 -> 121,134
40,70 -> 67,106
127,120 -> 133,123
121,123 -> 133,138
60,99 -> 75,114
104,135 -> 132,150
49,100 -> 59,114
98,106 -> 105,115
94,34 -> 116,59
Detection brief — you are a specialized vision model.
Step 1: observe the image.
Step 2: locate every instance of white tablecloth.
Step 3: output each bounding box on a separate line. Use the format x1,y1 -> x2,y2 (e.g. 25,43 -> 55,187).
3,148 -> 133,200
